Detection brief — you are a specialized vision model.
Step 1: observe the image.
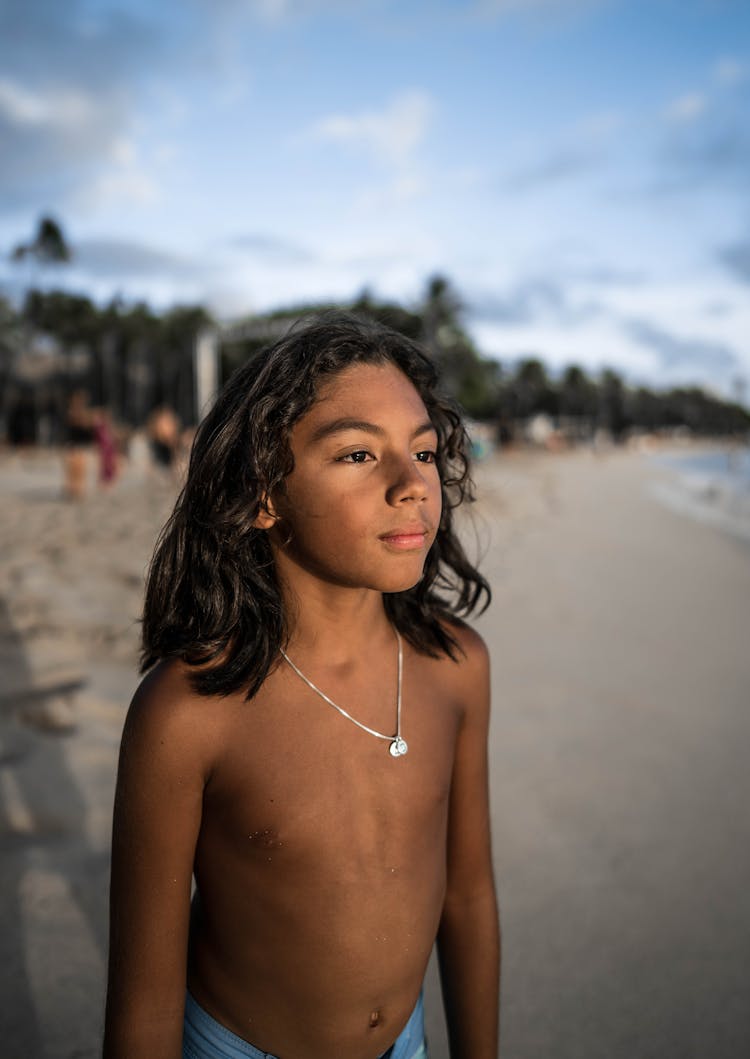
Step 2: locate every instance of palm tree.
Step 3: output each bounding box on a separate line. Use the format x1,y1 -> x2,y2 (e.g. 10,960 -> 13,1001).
10,216 -> 73,356
418,275 -> 500,417
512,358 -> 557,418
11,216 -> 71,268
598,368 -> 629,441
560,364 -> 597,439
420,274 -> 463,361
4,218 -> 72,439
0,296 -> 25,438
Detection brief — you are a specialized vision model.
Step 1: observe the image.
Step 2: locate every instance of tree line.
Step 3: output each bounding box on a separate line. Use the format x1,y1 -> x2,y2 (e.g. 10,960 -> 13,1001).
221,276 -> 750,441
2,218 -> 748,445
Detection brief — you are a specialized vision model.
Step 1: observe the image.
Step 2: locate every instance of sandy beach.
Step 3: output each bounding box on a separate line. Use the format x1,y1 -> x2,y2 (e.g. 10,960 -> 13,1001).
1,442 -> 749,1058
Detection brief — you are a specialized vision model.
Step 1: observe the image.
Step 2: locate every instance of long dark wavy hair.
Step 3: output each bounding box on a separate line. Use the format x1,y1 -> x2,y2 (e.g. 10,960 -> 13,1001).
141,311 -> 490,698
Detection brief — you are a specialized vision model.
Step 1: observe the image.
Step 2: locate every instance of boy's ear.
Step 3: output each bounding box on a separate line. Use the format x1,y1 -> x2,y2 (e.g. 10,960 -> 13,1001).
253,495 -> 280,531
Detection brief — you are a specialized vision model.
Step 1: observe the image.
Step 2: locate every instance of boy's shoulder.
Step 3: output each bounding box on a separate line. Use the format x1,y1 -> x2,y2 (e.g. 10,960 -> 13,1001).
440,617 -> 490,670
417,617 -> 490,716
122,658 -> 236,766
129,656 -> 204,714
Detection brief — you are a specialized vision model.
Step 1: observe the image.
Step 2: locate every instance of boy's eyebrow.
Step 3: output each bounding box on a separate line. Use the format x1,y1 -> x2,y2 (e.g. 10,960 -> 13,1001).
310,417 -> 436,444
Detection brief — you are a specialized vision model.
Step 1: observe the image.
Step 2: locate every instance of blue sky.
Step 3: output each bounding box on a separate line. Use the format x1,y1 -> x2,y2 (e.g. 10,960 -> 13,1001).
1,0 -> 749,399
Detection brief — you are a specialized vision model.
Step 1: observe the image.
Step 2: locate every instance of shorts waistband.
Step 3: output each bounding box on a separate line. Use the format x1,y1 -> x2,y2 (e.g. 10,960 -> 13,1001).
182,990 -> 426,1059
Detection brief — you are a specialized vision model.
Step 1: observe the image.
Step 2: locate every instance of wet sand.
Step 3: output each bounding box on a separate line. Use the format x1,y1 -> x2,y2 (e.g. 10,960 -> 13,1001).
1,443 -> 749,1058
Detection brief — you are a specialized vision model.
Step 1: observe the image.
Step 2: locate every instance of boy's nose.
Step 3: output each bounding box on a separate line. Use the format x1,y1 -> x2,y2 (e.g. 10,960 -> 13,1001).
386,457 -> 430,505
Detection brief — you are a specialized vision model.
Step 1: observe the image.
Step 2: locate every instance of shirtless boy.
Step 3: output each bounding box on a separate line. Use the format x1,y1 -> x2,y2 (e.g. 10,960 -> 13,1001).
104,313 -> 499,1059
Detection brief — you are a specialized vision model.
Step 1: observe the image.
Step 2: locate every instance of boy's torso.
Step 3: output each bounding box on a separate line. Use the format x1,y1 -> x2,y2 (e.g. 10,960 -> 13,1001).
185,641 -> 464,1059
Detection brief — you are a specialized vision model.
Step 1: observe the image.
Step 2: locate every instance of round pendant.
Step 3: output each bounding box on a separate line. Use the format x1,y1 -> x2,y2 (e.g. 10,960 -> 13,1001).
389,737 -> 408,757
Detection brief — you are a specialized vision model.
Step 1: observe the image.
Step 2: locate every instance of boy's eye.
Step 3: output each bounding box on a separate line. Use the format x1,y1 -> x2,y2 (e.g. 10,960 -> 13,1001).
339,450 -> 373,463
415,450 -> 437,464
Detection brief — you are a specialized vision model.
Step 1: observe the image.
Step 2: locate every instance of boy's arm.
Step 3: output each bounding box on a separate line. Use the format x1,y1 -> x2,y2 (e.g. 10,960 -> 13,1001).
103,665 -> 209,1059
437,628 -> 500,1059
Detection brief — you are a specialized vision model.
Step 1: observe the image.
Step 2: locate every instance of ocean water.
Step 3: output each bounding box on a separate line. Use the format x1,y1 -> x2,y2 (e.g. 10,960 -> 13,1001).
654,446 -> 750,483
648,445 -> 750,545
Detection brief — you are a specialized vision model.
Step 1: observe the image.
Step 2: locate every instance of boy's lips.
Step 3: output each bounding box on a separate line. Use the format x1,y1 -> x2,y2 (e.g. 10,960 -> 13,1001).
379,525 -> 430,550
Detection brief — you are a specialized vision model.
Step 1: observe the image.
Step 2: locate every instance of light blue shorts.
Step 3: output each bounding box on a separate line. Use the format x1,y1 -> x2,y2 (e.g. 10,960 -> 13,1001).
182,989 -> 428,1059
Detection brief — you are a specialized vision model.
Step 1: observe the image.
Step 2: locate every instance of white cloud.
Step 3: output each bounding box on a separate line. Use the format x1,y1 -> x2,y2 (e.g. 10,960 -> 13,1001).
301,90 -> 434,215
250,0 -> 290,18
0,3 -> 169,216
502,108 -> 622,191
0,76 -> 97,129
464,267 -> 750,397
474,0 -> 603,16
306,90 -> 433,167
0,78 -> 49,125
574,110 -> 623,140
200,0 -> 358,25
73,237 -> 194,276
82,166 -> 161,209
0,65 -> 174,215
109,137 -> 137,166
469,314 -> 658,377
663,92 -> 707,124
202,229 -> 443,317
66,135 -> 165,212
354,173 -> 428,212
714,56 -> 747,86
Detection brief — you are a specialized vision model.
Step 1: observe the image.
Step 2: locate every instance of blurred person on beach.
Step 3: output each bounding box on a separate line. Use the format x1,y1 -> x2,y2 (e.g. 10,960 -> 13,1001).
104,313 -> 499,1059
63,389 -> 96,500
147,402 -> 182,477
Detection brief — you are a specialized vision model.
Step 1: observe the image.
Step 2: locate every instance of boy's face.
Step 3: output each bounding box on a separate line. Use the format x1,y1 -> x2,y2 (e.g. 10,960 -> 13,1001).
264,361 -> 442,595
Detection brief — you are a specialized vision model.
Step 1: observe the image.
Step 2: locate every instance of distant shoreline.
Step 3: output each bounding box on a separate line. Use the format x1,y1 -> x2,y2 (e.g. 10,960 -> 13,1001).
644,442 -> 750,547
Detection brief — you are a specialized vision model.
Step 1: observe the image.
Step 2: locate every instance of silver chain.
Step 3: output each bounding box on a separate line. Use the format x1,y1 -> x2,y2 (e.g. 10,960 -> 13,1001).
280,629 -> 408,756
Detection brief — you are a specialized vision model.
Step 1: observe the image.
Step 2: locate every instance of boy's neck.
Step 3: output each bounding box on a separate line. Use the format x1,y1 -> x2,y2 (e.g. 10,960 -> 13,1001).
281,581 -> 394,663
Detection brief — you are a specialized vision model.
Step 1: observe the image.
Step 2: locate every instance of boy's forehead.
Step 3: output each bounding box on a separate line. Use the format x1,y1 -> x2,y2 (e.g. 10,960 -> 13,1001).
304,361 -> 430,423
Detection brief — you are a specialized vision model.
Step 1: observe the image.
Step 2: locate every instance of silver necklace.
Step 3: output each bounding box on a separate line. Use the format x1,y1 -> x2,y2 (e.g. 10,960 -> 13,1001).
280,629 -> 408,758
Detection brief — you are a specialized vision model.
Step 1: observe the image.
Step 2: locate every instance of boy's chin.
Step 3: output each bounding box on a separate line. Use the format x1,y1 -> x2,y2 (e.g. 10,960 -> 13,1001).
378,569 -> 425,595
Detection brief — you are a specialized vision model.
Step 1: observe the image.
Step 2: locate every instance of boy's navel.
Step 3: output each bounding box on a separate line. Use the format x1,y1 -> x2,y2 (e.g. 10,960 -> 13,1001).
369,1009 -> 381,1028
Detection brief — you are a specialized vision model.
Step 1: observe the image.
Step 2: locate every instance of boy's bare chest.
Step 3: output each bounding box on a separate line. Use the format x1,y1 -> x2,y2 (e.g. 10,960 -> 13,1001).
199,665 -> 460,869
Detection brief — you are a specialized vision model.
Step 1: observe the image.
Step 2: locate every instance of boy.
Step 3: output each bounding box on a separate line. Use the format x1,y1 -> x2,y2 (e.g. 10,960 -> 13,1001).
104,314 -> 499,1058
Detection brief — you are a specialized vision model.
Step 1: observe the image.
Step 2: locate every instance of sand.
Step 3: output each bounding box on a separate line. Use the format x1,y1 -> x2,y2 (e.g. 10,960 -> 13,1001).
1,442 -> 749,1058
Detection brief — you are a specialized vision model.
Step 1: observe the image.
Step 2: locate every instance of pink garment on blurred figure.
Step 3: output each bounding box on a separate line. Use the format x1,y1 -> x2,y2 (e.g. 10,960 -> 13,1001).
95,414 -> 118,485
